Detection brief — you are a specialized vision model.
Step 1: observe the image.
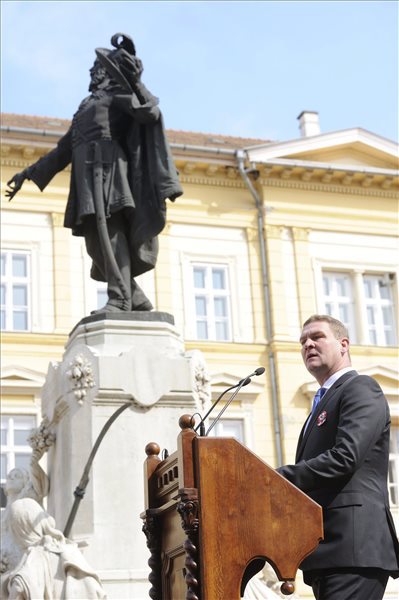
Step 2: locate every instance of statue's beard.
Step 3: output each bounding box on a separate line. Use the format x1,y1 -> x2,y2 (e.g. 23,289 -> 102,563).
89,73 -> 106,92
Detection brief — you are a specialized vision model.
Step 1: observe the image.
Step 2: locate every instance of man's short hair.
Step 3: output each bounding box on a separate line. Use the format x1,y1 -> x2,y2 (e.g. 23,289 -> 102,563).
302,314 -> 350,340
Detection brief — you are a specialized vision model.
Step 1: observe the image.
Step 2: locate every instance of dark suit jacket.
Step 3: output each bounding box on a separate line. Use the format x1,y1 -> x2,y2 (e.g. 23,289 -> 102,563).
278,370 -> 399,577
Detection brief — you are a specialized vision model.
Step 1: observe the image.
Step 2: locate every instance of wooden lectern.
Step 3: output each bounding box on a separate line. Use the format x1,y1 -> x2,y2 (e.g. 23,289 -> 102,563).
141,415 -> 323,600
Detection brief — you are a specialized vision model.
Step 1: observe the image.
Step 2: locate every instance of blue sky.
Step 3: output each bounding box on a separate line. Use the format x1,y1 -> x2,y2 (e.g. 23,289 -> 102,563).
1,1 -> 398,143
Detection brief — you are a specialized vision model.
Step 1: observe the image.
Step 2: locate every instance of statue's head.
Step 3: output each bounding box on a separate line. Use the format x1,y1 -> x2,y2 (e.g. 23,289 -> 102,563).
9,498 -> 64,549
94,33 -> 138,92
5,468 -> 30,496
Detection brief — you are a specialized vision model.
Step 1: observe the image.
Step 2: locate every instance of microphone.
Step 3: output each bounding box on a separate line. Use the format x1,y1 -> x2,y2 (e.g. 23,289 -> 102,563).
194,378 -> 251,435
194,367 -> 265,436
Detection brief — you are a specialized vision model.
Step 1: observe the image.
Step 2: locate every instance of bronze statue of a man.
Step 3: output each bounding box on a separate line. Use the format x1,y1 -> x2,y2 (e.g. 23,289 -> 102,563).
6,33 -> 182,313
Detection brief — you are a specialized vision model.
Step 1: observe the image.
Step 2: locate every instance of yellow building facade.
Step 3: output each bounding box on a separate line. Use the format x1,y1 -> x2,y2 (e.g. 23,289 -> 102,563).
1,111 -> 398,597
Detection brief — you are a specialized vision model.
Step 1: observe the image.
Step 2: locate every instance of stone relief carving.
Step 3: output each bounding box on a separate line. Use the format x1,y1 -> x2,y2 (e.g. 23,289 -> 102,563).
187,350 -> 211,411
66,354 -> 95,404
28,416 -> 56,457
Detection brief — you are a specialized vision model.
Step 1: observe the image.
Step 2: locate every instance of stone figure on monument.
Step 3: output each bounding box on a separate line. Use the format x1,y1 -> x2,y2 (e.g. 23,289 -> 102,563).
1,498 -> 106,599
6,33 -> 182,314
1,463 -> 50,577
1,420 -> 55,580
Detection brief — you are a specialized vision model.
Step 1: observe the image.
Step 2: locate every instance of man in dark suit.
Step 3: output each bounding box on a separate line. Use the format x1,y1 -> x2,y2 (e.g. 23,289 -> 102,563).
278,314 -> 399,600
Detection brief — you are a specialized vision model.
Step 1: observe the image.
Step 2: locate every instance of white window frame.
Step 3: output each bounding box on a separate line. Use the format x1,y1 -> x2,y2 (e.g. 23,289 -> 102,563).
208,416 -> 246,443
95,282 -> 108,311
362,274 -> 396,346
314,260 -> 398,346
82,249 -> 156,314
182,254 -> 240,342
1,250 -> 32,332
201,376 -> 260,451
2,211 -> 55,332
388,425 -> 399,507
1,412 -> 38,508
170,224 -> 254,343
321,271 -> 357,340
192,263 -> 232,342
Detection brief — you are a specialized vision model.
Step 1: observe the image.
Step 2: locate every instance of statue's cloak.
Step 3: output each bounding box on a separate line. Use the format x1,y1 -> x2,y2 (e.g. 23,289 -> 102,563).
27,92 -> 182,279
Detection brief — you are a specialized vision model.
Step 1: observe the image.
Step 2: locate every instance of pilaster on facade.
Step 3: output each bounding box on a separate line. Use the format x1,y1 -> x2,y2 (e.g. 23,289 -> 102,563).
291,227 -> 310,243
51,214 -> 75,333
291,227 -> 316,323
51,212 -> 64,229
155,230 -> 174,314
264,225 -> 288,340
244,227 -> 266,345
264,224 -> 284,239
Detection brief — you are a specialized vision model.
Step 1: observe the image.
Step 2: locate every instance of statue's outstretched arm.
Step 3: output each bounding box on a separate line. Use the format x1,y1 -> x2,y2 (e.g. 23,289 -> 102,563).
5,170 -> 30,201
5,128 -> 72,201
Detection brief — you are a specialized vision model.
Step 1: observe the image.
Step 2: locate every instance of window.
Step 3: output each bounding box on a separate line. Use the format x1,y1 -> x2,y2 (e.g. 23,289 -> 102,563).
0,415 -> 35,508
322,271 -> 396,346
193,264 -> 231,341
208,418 -> 245,443
96,284 -> 108,310
363,275 -> 396,346
388,426 -> 399,507
322,272 -> 356,337
1,251 -> 31,331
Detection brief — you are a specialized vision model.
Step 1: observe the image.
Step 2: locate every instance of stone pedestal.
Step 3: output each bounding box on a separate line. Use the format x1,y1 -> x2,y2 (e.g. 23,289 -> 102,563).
40,312 -> 209,599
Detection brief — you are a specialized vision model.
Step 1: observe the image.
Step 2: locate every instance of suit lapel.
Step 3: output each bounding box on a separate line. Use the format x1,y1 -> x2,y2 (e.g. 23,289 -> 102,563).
295,370 -> 358,462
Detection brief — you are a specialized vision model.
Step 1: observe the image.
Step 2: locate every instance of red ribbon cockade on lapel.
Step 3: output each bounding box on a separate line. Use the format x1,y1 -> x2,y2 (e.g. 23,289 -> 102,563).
317,410 -> 327,426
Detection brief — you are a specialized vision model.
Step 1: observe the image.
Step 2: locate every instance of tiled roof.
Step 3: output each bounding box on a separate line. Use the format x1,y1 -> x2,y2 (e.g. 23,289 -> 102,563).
1,113 -> 272,150
1,113 -> 71,132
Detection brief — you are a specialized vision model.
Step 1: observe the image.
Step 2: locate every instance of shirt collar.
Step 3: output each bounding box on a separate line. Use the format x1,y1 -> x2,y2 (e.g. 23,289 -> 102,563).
322,367 -> 354,390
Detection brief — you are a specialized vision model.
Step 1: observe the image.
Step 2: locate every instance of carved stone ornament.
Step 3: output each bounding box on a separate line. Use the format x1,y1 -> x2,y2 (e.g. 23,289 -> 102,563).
28,417 -> 56,456
66,354 -> 95,404
188,350 -> 211,411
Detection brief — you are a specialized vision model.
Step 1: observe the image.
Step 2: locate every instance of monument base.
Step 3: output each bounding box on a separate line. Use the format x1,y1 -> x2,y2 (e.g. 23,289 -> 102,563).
40,312 -> 209,599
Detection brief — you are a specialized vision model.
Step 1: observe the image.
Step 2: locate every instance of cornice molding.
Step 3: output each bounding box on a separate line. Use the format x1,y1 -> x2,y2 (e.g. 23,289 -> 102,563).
2,146 -> 397,196
2,156 -> 72,173
1,332 -> 68,346
179,174 -> 246,188
261,176 -> 399,198
184,340 -> 267,354
271,338 -> 399,356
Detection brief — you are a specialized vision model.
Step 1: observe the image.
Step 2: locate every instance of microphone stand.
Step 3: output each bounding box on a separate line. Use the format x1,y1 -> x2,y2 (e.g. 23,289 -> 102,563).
206,376 -> 250,436
194,381 -> 249,436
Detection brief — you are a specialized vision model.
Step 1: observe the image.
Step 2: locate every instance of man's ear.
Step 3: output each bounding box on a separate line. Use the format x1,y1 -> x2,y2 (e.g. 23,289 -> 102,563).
340,337 -> 350,354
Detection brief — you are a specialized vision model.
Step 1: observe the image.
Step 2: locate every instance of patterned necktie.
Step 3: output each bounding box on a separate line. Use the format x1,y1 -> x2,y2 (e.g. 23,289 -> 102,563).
304,387 -> 327,432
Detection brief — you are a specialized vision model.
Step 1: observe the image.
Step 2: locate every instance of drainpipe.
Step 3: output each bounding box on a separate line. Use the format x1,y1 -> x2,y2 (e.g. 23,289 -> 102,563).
236,150 -> 283,467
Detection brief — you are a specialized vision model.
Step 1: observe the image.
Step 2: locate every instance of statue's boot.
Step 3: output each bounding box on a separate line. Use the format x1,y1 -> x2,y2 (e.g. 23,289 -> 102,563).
131,279 -> 153,311
90,303 -> 126,315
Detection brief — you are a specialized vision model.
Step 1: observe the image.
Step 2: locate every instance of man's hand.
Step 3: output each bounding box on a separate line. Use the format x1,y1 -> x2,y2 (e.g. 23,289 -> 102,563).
118,49 -> 143,86
5,171 -> 27,201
